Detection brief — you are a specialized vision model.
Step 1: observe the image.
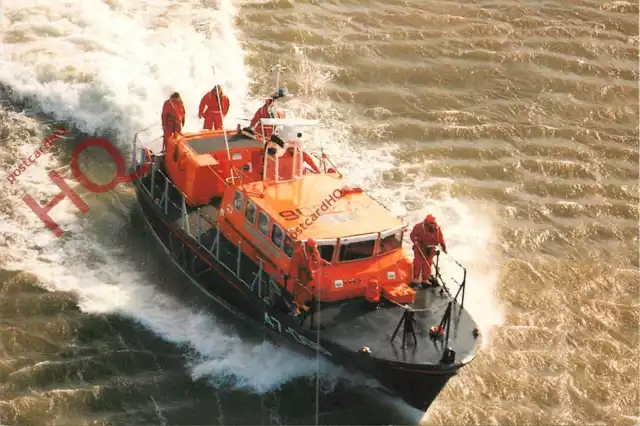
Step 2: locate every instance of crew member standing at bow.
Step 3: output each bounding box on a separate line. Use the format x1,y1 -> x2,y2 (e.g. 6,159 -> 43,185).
410,214 -> 447,287
161,92 -> 185,151
198,85 -> 230,130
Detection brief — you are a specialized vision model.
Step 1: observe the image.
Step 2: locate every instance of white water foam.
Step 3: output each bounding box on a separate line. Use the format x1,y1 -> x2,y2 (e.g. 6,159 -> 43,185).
0,0 -> 342,397
0,0 -> 250,144
0,0 -> 503,410
270,49 -> 505,343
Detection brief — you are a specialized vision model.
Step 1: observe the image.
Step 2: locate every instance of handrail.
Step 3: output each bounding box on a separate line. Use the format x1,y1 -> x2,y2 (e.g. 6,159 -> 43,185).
402,234 -> 467,302
221,217 -> 281,271
319,153 -> 342,177
230,165 -> 255,184
137,161 -> 283,300
389,236 -> 468,357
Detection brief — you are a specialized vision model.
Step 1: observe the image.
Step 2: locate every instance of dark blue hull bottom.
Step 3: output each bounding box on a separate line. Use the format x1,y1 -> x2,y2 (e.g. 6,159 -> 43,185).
133,176 -> 460,411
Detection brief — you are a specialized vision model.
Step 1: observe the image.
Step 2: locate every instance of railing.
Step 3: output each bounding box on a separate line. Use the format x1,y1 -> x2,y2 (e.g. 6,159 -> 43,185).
318,152 -> 342,177
389,237 -> 468,363
129,128 -> 352,313
401,235 -> 467,308
132,130 -> 468,358
131,139 -> 281,306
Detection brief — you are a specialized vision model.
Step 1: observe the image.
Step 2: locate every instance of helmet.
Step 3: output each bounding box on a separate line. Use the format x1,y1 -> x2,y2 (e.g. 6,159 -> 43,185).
425,214 -> 436,223
278,88 -> 286,97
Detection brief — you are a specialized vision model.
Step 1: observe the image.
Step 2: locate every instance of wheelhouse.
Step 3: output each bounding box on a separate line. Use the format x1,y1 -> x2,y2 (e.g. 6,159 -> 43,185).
311,227 -> 405,264
228,188 -> 406,265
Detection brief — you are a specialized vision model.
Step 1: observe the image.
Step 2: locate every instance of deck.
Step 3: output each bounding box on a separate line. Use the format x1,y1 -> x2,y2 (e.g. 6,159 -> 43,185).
140,161 -> 479,366
175,203 -> 478,366
314,289 -> 477,365
186,133 -> 262,155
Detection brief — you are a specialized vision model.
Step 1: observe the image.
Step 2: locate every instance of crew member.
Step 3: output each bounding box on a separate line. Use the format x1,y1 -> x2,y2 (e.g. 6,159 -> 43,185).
305,237 -> 329,270
287,238 -> 328,313
249,89 -> 286,139
198,85 -> 230,130
364,279 -> 381,309
161,92 -> 185,150
410,214 -> 447,286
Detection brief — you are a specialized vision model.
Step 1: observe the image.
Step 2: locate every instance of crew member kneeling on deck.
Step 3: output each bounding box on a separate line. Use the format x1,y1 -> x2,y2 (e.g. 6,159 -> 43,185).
410,214 -> 447,287
198,85 -> 229,130
364,279 -> 381,309
161,92 -> 185,151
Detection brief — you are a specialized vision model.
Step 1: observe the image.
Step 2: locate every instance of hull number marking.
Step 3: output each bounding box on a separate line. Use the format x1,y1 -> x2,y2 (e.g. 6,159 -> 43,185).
264,312 -> 331,356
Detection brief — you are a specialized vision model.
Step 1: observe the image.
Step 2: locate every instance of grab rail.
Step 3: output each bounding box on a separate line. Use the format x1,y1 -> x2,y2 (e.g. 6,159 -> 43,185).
134,153 -> 284,306
390,238 -> 468,362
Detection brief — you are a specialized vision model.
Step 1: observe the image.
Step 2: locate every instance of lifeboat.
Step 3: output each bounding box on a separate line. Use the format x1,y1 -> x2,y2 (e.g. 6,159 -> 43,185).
129,70 -> 481,411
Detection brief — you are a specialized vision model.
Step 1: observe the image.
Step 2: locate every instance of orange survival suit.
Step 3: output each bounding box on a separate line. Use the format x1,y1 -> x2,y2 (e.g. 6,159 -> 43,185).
287,238 -> 328,310
410,214 -> 447,283
162,92 -> 185,149
250,98 -> 276,139
250,90 -> 287,139
364,279 -> 381,305
198,86 -> 230,130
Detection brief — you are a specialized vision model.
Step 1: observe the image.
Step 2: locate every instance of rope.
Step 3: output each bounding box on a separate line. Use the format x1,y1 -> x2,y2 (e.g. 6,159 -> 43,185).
290,12 -> 321,426
211,66 -> 235,182
315,261 -> 321,426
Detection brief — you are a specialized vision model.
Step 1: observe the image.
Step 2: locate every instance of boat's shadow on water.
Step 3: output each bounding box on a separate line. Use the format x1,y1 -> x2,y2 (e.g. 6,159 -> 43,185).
87,205 -> 425,425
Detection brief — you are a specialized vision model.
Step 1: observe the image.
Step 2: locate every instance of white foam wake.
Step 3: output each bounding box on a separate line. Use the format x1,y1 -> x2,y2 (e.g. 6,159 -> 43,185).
0,0 -> 348,396
272,50 -> 505,343
0,0 -> 250,145
0,0 -> 503,406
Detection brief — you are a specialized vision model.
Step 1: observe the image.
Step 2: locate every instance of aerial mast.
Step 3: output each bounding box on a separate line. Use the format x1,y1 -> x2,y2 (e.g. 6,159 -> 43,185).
212,65 -> 235,182
270,63 -> 287,94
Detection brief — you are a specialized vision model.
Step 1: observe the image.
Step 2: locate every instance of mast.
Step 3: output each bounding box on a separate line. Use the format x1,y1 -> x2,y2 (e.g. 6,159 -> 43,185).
212,66 -> 235,182
270,63 -> 287,94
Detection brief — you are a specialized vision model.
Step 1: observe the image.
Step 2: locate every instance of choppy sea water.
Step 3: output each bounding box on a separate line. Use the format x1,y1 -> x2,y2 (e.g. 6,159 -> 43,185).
0,0 -> 638,425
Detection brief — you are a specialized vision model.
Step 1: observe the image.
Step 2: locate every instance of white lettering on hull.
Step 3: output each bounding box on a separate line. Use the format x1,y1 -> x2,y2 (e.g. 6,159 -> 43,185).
264,312 -> 331,356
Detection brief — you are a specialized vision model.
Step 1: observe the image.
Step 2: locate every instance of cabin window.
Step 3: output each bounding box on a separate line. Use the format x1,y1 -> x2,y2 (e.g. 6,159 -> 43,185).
380,231 -> 403,255
283,235 -> 294,258
258,211 -> 270,236
339,239 -> 376,262
245,200 -> 256,224
318,243 -> 335,263
233,191 -> 243,211
271,224 -> 284,248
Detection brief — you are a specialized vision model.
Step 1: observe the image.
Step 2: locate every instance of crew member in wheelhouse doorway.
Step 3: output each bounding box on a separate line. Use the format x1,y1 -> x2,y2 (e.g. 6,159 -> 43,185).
287,238 -> 328,315
410,214 -> 447,288
248,89 -> 286,139
198,85 -> 230,130
161,92 -> 185,151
